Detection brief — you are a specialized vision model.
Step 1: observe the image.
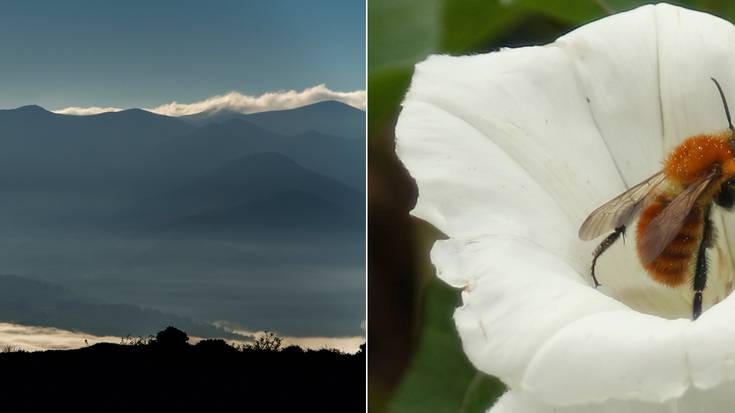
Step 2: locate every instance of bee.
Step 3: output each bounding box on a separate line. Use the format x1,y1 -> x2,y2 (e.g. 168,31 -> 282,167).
579,78 -> 735,320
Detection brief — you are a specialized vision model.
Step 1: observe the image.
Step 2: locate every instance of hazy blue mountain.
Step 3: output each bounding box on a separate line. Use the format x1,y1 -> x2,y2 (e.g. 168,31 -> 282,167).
180,100 -> 365,140
0,106 -> 198,229
145,118 -> 363,190
279,129 -> 364,189
122,152 -> 363,232
0,103 -> 362,194
167,189 -> 360,238
0,274 -> 232,339
137,119 -> 274,187
0,104 -> 363,231
0,106 -> 193,187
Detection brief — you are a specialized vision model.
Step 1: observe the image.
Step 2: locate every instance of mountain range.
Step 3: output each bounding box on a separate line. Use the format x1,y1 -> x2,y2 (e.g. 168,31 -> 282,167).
0,100 -> 365,338
180,100 -> 365,140
0,100 -> 364,233
0,274 -> 231,339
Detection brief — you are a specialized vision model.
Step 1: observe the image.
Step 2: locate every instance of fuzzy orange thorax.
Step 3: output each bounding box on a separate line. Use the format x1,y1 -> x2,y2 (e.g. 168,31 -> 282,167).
664,133 -> 735,187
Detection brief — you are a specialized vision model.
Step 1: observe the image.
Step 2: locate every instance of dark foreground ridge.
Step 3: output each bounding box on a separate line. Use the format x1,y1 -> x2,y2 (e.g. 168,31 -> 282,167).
0,327 -> 365,412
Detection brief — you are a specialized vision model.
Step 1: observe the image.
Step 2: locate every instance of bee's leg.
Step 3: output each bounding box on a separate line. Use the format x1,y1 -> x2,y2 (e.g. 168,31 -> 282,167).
590,226 -> 626,288
693,207 -> 714,320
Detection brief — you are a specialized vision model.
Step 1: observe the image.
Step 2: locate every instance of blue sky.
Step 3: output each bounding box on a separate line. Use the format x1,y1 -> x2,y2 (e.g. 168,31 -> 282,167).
0,0 -> 365,110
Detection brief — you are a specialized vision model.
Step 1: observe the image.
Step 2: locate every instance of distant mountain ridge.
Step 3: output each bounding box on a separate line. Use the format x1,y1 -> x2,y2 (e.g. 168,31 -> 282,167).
0,274 -> 231,339
179,100 -> 365,140
0,100 -> 363,226
0,101 -> 363,188
0,104 -> 194,188
122,151 -> 363,234
143,118 -> 363,190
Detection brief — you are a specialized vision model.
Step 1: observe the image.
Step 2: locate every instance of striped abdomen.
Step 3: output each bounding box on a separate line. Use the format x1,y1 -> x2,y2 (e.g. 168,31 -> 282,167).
636,195 -> 703,287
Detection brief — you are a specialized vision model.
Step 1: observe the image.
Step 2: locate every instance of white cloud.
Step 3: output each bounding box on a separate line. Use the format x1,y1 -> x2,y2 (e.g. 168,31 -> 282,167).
148,84 -> 366,116
54,106 -> 123,116
52,84 -> 366,117
212,321 -> 365,354
0,322 -> 118,351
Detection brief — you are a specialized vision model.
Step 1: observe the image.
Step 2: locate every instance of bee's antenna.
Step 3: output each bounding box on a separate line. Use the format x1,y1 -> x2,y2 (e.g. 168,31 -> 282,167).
711,77 -> 734,136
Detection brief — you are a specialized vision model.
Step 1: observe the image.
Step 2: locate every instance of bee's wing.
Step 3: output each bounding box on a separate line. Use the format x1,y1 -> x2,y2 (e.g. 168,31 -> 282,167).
637,170 -> 718,265
578,171 -> 667,241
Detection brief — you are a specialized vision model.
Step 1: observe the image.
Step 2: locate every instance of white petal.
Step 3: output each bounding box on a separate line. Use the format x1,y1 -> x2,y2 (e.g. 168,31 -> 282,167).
397,100 -> 580,276
488,390 -> 666,413
435,235 -> 699,405
438,237 -> 735,405
433,236 -> 627,387
396,46 -> 624,242
556,4 -> 663,187
489,385 -> 735,413
522,310 -> 689,405
685,291 -> 735,389
395,47 -> 633,298
656,4 -> 735,149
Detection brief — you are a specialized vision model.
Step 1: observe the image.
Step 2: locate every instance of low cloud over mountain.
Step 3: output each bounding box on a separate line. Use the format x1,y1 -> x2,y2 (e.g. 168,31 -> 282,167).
53,84 -> 366,116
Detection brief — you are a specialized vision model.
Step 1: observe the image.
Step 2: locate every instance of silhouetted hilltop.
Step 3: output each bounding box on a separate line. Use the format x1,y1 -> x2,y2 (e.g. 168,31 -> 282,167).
0,326 -> 365,411
10,104 -> 51,115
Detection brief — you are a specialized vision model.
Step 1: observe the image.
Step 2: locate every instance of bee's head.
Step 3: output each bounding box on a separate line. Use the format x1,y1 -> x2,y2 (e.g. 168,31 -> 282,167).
717,173 -> 735,209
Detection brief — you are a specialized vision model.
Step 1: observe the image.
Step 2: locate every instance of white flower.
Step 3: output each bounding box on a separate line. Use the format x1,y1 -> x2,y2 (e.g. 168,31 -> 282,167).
395,3 -> 735,412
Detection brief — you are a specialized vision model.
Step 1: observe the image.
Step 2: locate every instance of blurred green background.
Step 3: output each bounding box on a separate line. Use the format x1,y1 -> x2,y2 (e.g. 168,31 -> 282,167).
367,1 -> 735,412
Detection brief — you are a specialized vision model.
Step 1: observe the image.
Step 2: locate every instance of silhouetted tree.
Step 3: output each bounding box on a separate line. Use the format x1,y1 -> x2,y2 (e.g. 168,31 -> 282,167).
195,338 -> 238,354
155,326 -> 189,348
247,331 -> 282,352
280,345 -> 304,356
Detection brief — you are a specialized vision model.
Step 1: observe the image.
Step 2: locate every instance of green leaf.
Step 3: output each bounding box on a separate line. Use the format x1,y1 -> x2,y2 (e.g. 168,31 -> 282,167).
605,0 -> 698,13
368,0 -> 443,71
689,0 -> 735,21
440,0 -> 523,53
510,0 -> 606,23
460,373 -> 506,413
367,67 -> 413,131
386,278 -> 505,413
